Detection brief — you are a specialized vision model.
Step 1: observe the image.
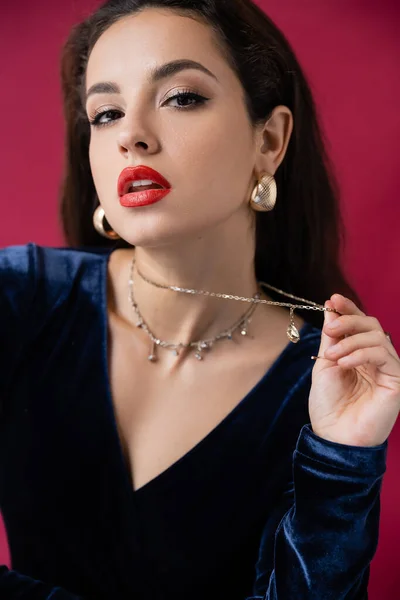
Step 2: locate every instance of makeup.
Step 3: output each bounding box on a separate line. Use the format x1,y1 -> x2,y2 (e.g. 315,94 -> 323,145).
118,165 -> 172,208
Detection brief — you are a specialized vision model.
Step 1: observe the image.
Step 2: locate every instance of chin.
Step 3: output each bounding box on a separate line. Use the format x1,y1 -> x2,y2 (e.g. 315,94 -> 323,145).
116,227 -> 186,250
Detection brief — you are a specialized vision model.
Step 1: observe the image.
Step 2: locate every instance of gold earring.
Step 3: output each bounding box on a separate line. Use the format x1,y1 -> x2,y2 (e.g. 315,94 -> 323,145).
249,173 -> 277,212
93,205 -> 121,240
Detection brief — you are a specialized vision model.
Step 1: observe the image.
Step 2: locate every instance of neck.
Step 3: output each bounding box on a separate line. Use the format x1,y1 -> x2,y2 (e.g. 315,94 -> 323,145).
107,217 -> 274,363
131,240 -> 258,343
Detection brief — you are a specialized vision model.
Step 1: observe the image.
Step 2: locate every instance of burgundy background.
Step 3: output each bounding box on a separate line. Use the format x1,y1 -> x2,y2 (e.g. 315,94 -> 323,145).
0,1 -> 399,597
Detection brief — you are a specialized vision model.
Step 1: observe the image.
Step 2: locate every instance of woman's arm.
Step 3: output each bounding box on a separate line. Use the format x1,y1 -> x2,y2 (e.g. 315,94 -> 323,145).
250,423 -> 387,599
0,244 -> 37,404
0,245 -> 83,598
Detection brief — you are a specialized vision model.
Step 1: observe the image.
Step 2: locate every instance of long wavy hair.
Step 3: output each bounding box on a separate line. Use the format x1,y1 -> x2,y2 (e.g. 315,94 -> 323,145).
59,0 -> 364,328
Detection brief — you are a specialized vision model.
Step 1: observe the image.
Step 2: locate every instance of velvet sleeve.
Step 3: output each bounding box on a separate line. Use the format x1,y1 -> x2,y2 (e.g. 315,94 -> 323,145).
0,245 -> 84,598
249,423 -> 388,600
0,244 -> 37,399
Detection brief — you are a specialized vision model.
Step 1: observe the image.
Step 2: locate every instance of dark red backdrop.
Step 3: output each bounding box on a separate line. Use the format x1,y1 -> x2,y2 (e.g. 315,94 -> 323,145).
0,1 -> 399,597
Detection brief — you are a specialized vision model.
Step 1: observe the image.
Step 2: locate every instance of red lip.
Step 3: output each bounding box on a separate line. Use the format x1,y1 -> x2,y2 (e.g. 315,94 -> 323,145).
119,187 -> 171,208
117,165 -> 171,196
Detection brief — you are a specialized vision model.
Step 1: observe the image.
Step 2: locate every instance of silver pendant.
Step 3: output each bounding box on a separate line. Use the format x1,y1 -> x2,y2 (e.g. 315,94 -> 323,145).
240,318 -> 249,336
194,341 -> 210,361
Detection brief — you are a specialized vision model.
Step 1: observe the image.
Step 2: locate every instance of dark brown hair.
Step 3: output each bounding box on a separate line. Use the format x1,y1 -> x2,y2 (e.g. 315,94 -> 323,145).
59,0 -> 364,328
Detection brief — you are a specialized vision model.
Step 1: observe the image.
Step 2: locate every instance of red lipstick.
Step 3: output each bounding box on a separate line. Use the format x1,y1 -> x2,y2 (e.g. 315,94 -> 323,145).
118,165 -> 172,208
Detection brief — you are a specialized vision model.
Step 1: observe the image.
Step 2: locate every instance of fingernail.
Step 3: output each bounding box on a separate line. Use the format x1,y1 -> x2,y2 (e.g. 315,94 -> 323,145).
327,320 -> 340,329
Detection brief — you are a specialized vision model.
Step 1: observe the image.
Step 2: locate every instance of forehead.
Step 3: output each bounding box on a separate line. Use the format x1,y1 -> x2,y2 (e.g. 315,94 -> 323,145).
86,8 -> 226,85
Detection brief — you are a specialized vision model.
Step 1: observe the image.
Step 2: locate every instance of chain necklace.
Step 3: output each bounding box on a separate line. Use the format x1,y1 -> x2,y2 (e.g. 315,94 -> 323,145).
129,257 -> 339,362
129,258 -> 261,362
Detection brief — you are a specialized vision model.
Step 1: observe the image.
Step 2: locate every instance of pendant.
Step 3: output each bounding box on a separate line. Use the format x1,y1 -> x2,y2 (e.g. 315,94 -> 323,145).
194,341 -> 210,361
148,340 -> 158,362
240,318 -> 249,336
286,307 -> 300,343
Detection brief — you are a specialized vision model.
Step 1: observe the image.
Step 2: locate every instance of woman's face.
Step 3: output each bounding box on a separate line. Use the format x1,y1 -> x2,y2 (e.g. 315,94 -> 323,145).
85,8 -> 260,247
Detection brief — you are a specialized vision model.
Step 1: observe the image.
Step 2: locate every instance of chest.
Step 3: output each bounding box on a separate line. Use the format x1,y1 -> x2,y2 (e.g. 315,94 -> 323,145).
106,312 -> 292,493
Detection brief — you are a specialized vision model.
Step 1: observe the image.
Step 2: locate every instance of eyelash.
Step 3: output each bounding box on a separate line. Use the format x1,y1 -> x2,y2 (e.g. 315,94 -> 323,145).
88,90 -> 209,128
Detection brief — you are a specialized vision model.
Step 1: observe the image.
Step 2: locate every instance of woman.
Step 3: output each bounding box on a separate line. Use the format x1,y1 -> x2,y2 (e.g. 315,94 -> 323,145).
0,0 -> 399,598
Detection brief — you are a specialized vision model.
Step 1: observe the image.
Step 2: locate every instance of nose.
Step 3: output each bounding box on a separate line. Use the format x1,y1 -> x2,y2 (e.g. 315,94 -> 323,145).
117,119 -> 160,157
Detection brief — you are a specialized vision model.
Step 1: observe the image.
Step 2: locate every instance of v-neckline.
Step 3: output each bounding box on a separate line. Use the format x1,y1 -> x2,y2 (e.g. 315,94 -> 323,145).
100,247 -> 313,499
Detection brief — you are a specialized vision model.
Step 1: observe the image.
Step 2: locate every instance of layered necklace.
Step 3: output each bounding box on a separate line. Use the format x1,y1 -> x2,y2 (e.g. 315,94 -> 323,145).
128,256 -> 337,363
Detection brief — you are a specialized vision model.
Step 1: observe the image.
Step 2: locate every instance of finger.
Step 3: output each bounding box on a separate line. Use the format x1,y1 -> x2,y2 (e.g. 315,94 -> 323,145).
329,294 -> 366,318
314,300 -> 345,368
324,314 -> 386,339
325,329 -> 399,361
323,303 -> 399,359
336,346 -> 400,384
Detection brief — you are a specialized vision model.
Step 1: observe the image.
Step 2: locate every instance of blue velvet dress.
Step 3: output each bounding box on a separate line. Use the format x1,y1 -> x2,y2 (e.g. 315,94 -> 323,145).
0,243 -> 387,600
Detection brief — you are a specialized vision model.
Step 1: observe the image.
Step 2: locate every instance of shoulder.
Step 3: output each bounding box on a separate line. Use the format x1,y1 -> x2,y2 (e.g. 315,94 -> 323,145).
0,242 -> 113,328
1,241 -> 111,269
0,242 -> 37,279
1,241 -> 112,288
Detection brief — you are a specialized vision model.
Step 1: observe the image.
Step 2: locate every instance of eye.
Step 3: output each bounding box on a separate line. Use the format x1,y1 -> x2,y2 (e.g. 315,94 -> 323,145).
88,108 -> 123,128
87,90 -> 209,128
163,90 -> 209,110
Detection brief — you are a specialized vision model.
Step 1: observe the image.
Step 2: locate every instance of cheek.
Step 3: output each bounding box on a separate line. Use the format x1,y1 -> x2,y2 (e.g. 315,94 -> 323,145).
89,137 -> 115,197
88,139 -> 100,179
89,135 -> 108,170
173,113 -> 253,202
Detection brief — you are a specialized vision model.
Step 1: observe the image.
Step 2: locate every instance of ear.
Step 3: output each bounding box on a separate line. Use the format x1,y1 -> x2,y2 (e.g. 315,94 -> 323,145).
253,105 -> 293,177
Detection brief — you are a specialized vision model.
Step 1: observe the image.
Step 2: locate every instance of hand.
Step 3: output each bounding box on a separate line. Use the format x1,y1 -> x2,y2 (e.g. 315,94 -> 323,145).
309,294 -> 400,447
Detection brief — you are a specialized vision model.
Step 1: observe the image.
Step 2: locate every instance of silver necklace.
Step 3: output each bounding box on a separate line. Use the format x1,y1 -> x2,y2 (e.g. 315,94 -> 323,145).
129,256 -> 339,363
128,258 -> 261,362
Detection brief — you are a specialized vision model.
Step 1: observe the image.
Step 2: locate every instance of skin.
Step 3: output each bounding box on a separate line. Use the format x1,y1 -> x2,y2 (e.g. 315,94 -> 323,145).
312,297 -> 400,447
85,7 -> 295,368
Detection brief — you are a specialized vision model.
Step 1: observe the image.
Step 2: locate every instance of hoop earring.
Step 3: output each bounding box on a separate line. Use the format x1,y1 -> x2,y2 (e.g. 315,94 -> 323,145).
93,205 -> 121,240
249,173 -> 277,212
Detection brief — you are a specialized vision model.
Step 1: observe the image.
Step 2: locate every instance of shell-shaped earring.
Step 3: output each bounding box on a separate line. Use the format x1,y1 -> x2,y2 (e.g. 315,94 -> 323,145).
93,205 -> 121,240
249,173 -> 277,212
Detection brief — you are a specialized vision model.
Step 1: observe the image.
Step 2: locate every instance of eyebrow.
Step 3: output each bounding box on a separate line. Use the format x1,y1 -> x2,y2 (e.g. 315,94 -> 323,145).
85,59 -> 218,102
